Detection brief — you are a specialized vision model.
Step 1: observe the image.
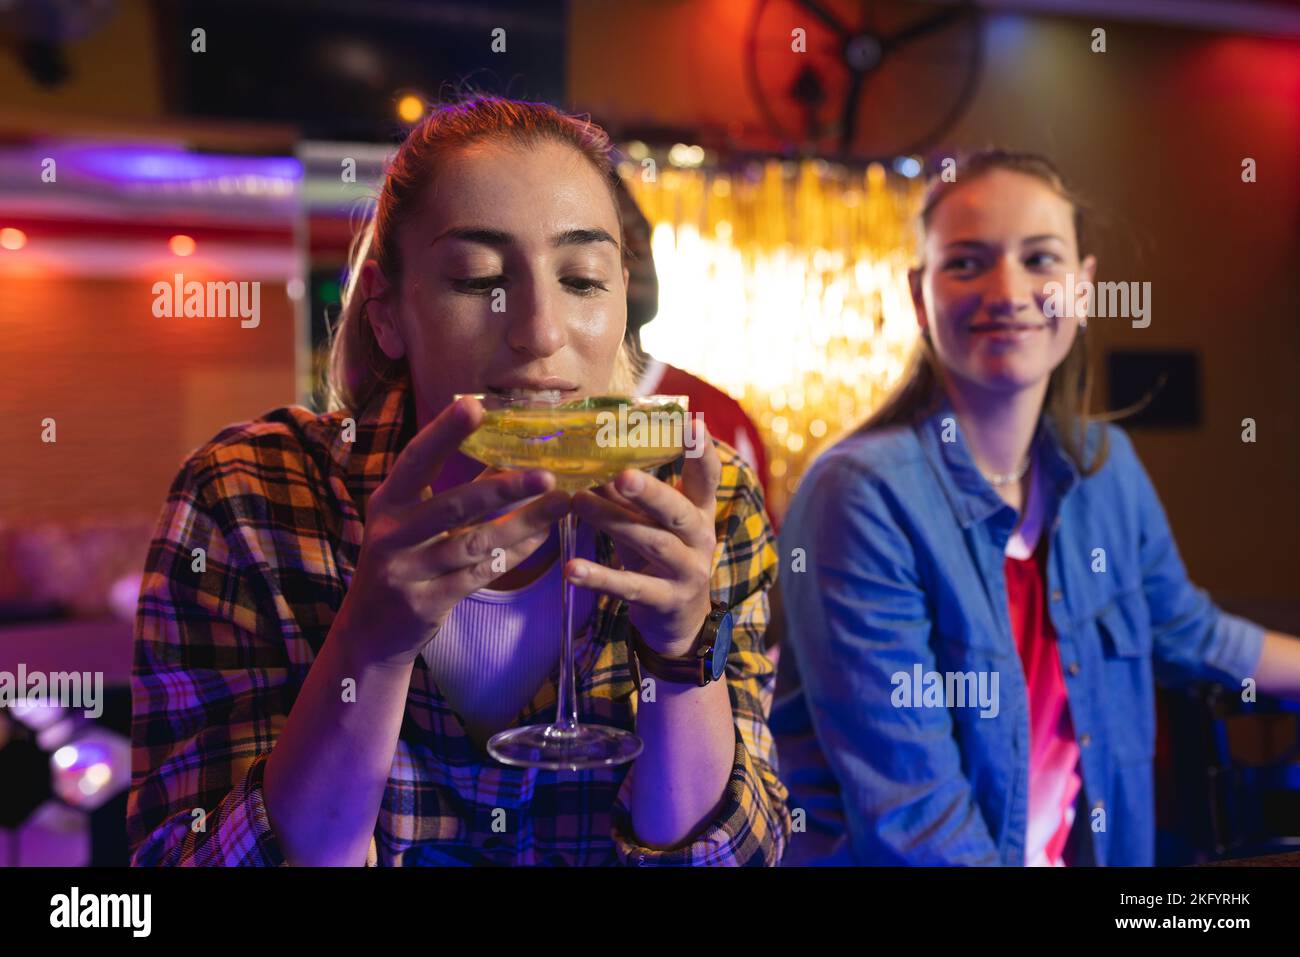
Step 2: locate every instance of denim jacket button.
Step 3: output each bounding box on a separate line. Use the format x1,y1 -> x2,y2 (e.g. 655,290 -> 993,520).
1080,733 -> 1092,747
1067,661 -> 1080,676
1050,589 -> 1064,602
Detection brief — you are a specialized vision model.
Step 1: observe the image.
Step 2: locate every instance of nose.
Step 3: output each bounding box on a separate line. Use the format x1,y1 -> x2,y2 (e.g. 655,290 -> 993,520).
983,256 -> 1034,320
504,277 -> 567,359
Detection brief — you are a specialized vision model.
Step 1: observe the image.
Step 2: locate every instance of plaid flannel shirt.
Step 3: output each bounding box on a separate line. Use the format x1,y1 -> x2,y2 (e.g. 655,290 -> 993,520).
127,375 -> 789,866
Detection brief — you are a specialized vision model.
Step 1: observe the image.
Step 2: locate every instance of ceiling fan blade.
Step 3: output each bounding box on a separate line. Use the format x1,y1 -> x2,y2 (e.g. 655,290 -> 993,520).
795,0 -> 854,40
881,6 -> 967,55
838,68 -> 866,155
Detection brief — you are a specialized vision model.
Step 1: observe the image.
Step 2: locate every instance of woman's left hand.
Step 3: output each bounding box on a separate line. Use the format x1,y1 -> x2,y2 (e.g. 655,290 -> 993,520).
565,423 -> 720,658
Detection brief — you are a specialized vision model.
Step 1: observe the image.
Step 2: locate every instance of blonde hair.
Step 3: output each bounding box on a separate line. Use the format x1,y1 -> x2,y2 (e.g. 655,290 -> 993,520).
324,94 -> 640,414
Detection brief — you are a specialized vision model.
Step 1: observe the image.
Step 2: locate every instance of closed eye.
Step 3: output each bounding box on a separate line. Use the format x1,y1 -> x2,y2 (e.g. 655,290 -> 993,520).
450,275 -> 505,295
562,277 -> 610,296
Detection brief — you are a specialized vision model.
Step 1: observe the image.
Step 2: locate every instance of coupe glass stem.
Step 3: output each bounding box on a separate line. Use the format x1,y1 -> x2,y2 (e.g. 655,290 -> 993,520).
550,510 -> 580,738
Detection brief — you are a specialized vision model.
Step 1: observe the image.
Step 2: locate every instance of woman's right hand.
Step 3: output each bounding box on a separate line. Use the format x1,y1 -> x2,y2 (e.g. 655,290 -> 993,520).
334,395 -> 571,668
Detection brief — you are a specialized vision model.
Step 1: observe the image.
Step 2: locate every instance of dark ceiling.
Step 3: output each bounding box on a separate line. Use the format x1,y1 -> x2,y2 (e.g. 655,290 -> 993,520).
167,0 -> 568,141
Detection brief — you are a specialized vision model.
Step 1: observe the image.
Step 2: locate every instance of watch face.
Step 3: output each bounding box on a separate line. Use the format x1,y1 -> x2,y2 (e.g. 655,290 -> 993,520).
709,611 -> 734,681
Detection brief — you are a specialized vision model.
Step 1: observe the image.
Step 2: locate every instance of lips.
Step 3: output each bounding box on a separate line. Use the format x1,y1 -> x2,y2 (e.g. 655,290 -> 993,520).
487,378 -> 580,400
969,323 -> 1046,333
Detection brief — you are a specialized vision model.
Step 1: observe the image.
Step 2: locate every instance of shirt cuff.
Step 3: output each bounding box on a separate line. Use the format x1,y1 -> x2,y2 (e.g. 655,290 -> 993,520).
609,726 -> 786,866
237,752 -> 380,867
190,750 -> 287,866
154,748 -> 287,868
1211,610 -> 1268,686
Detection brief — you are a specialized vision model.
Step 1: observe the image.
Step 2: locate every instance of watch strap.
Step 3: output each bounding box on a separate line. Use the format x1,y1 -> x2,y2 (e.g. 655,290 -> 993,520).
626,600 -> 729,688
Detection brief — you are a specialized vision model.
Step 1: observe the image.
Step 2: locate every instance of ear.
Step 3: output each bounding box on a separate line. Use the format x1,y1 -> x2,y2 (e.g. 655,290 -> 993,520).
622,262 -> 630,293
358,260 -> 405,360
909,266 -> 929,335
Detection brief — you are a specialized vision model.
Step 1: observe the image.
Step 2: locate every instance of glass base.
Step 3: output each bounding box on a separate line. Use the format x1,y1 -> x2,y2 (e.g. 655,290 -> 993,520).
487,723 -> 643,771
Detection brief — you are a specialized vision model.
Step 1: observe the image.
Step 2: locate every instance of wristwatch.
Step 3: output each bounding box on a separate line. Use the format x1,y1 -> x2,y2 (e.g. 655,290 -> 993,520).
626,600 -> 734,688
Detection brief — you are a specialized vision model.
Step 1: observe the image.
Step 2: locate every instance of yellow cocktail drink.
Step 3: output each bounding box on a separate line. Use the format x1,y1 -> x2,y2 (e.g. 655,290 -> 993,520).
459,397 -> 688,491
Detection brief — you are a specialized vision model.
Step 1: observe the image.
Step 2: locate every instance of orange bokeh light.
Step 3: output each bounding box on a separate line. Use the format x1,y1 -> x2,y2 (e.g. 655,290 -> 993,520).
169,234 -> 196,257
1,227 -> 27,251
396,94 -> 424,124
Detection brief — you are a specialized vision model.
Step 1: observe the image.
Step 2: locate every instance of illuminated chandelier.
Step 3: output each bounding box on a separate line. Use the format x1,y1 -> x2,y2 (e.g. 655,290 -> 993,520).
620,153 -> 923,518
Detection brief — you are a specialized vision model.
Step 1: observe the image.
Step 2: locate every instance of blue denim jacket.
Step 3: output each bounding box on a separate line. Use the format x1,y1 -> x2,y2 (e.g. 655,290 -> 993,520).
775,400 -> 1265,865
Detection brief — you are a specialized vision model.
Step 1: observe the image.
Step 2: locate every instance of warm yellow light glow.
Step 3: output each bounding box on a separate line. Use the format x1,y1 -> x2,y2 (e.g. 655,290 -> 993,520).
1,227 -> 28,250
668,143 -> 706,167
622,158 -> 923,516
397,94 -> 424,123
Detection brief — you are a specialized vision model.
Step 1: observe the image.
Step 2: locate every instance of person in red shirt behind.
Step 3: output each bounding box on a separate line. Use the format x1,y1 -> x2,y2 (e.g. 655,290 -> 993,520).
613,178 -> 774,522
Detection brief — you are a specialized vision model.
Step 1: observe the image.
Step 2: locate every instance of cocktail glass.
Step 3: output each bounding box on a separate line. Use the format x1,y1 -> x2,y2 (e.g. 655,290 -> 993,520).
454,392 -> 690,770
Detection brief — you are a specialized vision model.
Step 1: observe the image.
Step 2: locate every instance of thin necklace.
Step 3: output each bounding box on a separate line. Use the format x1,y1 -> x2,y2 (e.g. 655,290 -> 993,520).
981,455 -> 1031,487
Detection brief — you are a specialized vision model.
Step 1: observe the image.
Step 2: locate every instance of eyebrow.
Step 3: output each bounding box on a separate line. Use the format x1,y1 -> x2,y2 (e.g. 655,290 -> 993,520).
431,226 -> 620,249
943,234 -> 1066,250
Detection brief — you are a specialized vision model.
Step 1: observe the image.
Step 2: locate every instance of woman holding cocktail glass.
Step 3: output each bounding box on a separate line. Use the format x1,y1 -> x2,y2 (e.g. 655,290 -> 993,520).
127,95 -> 789,866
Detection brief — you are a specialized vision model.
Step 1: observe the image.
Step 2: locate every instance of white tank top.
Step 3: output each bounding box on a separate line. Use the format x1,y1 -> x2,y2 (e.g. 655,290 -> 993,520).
420,521 -> 600,747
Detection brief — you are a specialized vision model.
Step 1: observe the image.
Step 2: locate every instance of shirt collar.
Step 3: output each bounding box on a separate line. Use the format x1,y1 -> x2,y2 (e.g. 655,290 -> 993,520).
325,373 -> 418,523
915,393 -> 1081,530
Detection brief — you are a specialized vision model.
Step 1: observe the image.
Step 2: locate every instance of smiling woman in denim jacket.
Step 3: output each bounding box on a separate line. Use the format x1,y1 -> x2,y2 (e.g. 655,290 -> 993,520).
776,149 -> 1300,866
